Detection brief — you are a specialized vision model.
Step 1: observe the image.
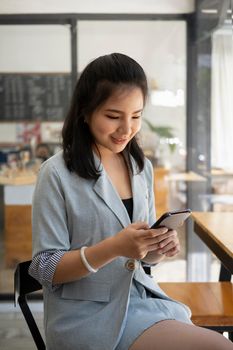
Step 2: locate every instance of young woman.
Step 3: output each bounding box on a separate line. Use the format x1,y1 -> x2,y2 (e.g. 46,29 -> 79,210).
29,53 -> 232,350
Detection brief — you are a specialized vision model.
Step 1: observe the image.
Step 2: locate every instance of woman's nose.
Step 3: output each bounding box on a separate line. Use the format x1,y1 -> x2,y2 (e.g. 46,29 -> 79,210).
118,121 -> 131,135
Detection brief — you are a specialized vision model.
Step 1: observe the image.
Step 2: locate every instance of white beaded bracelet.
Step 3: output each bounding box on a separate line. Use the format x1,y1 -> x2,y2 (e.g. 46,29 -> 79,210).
80,246 -> 98,273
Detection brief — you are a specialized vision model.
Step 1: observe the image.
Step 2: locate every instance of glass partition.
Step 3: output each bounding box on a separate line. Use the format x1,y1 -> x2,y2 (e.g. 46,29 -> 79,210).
186,1 -> 232,281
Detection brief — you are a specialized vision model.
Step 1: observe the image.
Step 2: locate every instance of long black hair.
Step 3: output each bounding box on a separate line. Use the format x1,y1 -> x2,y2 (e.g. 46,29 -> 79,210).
62,53 -> 148,179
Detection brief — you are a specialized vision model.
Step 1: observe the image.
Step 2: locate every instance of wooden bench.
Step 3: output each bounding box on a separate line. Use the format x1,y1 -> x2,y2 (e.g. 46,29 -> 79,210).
159,282 -> 233,339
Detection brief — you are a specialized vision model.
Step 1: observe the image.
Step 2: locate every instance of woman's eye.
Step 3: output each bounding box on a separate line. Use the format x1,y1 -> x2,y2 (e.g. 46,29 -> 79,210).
105,115 -> 119,119
132,115 -> 141,119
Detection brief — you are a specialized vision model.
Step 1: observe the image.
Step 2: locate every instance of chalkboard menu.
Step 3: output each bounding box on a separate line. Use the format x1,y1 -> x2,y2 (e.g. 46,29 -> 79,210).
0,73 -> 72,121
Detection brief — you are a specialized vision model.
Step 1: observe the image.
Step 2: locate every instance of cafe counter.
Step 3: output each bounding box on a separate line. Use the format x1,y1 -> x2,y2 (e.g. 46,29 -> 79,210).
0,173 -> 36,267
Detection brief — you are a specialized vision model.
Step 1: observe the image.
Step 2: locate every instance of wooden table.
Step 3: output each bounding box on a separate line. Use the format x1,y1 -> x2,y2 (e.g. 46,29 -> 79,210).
192,212 -> 233,274
211,169 -> 233,177
0,173 -> 37,186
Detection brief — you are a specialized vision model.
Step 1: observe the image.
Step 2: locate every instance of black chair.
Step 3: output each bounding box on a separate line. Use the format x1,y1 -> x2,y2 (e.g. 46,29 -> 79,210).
14,260 -> 46,350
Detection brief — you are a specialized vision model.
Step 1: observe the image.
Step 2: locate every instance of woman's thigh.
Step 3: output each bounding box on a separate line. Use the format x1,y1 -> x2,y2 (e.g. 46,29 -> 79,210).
129,320 -> 233,350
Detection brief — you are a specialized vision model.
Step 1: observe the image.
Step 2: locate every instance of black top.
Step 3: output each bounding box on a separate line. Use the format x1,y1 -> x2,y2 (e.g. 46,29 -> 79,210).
122,198 -> 133,222
122,197 -> 151,275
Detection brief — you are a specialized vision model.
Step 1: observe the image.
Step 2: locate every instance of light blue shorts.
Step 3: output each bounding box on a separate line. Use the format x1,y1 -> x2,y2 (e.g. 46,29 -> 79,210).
115,279 -> 192,350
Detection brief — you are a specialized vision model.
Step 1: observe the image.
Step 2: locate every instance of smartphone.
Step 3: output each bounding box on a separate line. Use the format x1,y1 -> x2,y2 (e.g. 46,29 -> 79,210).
150,209 -> 191,230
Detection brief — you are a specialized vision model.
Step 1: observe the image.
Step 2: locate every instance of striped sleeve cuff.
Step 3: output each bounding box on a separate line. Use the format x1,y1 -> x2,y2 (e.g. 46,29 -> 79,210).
29,250 -> 66,292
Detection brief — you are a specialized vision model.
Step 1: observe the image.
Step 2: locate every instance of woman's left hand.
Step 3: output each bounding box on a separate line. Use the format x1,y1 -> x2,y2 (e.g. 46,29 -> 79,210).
157,229 -> 180,257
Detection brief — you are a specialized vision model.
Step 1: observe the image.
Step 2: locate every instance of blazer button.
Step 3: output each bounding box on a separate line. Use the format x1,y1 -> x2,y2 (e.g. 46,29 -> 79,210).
125,259 -> 136,271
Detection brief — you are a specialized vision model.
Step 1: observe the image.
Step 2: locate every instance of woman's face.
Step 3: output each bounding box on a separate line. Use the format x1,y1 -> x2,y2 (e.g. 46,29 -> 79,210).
87,86 -> 144,157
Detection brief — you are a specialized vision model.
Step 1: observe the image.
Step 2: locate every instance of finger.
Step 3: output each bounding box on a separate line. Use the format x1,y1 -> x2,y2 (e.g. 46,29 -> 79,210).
165,246 -> 180,257
131,222 -> 150,230
150,228 -> 178,238
147,243 -> 164,253
157,235 -> 179,249
145,231 -> 175,244
158,241 -> 178,254
167,229 -> 178,237
144,227 -> 168,238
135,229 -> 161,239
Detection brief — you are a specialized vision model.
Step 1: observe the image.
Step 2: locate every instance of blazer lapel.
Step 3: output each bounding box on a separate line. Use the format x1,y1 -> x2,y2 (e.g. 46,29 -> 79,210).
92,153 -> 148,227
93,154 -> 131,228
131,160 -> 148,223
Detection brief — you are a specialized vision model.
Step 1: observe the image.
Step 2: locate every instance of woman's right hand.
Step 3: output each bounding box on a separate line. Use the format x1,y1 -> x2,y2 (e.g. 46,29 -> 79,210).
113,222 -> 169,260
53,222 -> 169,284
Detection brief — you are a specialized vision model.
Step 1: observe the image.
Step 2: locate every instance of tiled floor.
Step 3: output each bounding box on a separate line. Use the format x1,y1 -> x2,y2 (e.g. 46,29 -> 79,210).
0,302 -> 43,350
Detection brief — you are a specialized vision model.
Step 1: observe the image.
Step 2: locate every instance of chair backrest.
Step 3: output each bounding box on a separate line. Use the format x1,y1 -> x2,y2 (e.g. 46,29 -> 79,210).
14,260 -> 46,350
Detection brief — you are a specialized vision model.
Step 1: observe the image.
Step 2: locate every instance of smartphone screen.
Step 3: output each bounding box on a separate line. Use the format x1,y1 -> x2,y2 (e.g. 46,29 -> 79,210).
150,209 -> 191,230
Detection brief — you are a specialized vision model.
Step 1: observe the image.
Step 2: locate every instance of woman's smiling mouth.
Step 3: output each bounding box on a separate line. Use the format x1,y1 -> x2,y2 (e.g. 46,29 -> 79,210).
111,136 -> 129,144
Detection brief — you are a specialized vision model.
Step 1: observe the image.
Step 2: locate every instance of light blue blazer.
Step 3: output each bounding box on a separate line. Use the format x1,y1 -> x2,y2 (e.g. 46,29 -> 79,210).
31,151 -> 190,350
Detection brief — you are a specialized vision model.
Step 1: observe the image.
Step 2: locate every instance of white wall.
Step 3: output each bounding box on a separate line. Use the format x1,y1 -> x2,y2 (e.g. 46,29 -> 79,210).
0,0 -> 195,14
0,25 -> 70,72
78,21 -> 186,102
